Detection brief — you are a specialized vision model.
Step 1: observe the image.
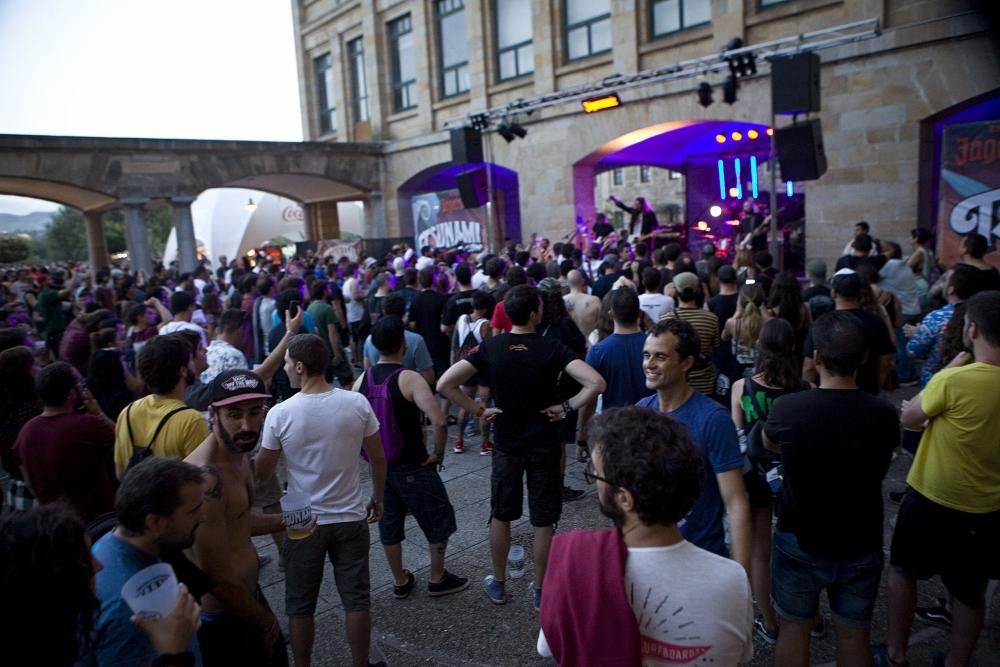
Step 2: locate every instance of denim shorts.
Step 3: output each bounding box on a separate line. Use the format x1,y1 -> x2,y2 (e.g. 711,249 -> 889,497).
491,443 -> 562,527
378,464 -> 457,546
771,529 -> 884,628
284,520 -> 370,615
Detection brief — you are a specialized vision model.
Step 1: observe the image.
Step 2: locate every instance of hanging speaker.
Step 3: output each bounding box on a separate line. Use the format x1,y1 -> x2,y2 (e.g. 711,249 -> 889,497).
456,168 -> 489,208
776,120 -> 827,181
771,52 -> 821,115
450,127 -> 483,164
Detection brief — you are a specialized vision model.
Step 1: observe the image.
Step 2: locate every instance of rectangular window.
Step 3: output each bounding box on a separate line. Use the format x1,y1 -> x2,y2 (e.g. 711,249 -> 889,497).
495,0 -> 533,81
388,14 -> 417,112
436,0 -> 469,98
651,0 -> 710,37
614,210 -> 625,227
669,170 -> 682,180
347,38 -> 369,123
613,168 -> 624,185
314,53 -> 336,134
640,165 -> 651,183
565,0 -> 611,62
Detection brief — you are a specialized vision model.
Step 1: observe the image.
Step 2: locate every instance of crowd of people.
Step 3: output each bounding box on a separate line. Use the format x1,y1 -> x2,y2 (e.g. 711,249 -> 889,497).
0,222 -> 997,666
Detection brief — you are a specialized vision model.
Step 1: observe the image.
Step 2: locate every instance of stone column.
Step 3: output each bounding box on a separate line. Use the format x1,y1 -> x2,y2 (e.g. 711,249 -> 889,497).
122,199 -> 153,275
306,201 -> 341,240
83,210 -> 110,272
368,192 -> 386,238
171,196 -> 198,274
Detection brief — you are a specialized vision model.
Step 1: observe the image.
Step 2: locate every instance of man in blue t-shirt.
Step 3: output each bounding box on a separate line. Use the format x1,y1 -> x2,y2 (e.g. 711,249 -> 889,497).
85,458 -> 207,667
636,319 -> 750,570
585,287 -> 653,409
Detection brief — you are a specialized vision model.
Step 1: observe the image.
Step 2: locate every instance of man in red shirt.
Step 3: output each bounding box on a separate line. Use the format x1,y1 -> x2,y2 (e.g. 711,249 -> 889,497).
13,361 -> 116,523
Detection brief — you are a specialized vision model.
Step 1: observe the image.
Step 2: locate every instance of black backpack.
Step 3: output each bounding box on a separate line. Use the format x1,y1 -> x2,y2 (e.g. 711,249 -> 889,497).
124,402 -> 198,470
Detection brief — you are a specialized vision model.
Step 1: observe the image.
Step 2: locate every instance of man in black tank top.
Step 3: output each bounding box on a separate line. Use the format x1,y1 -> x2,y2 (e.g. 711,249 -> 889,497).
353,316 -> 469,599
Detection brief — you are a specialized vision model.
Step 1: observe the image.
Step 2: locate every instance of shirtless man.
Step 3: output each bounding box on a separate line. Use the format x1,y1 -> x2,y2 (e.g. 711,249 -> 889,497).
185,369 -> 290,667
563,270 -> 601,344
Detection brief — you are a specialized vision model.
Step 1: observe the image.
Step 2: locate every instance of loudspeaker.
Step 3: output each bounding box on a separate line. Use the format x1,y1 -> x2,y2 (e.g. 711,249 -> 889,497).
776,120 -> 827,181
771,52 -> 821,115
450,127 -> 483,164
456,168 -> 489,208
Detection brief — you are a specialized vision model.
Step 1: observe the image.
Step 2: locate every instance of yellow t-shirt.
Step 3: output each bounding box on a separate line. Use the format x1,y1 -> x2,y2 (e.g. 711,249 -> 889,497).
906,362 -> 1000,513
114,396 -> 208,468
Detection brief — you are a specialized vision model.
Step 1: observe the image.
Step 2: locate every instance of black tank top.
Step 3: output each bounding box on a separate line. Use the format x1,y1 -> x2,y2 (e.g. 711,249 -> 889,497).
360,363 -> 428,466
740,373 -> 809,431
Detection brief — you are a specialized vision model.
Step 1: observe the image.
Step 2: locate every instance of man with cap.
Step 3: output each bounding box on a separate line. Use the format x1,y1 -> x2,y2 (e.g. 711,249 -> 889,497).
185,369 -> 294,666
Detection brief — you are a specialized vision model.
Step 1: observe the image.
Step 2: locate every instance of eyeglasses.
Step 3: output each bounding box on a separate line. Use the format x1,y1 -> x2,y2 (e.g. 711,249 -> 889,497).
583,460 -> 616,486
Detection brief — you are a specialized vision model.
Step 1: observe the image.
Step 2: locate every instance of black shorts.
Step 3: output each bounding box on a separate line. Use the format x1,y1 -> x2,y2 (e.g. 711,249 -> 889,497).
379,464 -> 457,546
199,587 -> 288,667
889,488 -> 1000,609
559,411 -> 579,445
491,443 -> 562,527
348,320 -> 364,343
744,469 -> 773,509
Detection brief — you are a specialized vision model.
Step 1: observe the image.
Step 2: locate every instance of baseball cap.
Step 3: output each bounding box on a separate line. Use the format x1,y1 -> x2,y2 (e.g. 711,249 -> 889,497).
209,370 -> 271,407
673,272 -> 700,293
538,277 -> 562,293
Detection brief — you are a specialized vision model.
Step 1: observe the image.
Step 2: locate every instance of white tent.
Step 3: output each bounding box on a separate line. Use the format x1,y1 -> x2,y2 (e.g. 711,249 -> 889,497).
163,188 -> 365,267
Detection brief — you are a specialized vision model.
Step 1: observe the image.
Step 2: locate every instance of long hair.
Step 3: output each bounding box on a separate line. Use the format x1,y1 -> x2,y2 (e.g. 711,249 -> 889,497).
768,272 -> 805,330
738,283 -> 766,347
594,290 -> 616,342
754,318 -> 801,390
0,345 -> 36,408
934,302 -> 969,372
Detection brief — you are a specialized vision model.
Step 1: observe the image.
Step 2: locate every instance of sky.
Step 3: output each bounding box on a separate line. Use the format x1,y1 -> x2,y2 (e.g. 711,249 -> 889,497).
0,0 -> 303,215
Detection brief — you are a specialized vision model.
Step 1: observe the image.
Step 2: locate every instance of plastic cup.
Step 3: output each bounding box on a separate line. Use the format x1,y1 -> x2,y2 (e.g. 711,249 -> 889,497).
121,563 -> 179,619
507,544 -> 525,579
281,492 -> 313,540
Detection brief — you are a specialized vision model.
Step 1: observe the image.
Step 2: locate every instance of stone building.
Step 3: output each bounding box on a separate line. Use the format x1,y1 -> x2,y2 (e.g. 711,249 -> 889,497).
291,0 -> 998,267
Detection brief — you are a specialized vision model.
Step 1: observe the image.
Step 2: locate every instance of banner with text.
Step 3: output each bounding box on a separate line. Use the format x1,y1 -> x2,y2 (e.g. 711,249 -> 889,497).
411,190 -> 485,253
315,238 -> 363,262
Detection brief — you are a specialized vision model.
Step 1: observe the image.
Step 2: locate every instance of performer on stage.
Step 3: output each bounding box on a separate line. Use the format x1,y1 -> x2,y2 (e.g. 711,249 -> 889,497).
591,212 -> 614,242
609,195 -> 658,244
738,199 -> 770,252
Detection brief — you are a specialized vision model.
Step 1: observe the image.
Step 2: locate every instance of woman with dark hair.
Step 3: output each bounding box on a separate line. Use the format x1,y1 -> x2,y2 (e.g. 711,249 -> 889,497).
0,345 -> 42,512
729,318 -> 811,645
722,283 -> 769,372
907,227 -> 936,309
767,272 -> 811,356
0,503 -> 202,666
87,322 -> 139,420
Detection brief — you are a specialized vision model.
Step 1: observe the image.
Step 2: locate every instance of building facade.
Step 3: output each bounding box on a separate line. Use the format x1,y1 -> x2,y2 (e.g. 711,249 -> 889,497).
291,0 -> 999,267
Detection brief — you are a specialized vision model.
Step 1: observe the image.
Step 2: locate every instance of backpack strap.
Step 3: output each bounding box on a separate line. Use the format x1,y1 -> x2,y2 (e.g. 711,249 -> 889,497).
125,402 -> 136,448
138,406 -> 197,454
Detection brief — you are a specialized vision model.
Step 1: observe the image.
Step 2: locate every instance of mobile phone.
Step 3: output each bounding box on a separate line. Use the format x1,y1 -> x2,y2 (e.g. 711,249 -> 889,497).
745,279 -> 756,285
289,300 -> 301,317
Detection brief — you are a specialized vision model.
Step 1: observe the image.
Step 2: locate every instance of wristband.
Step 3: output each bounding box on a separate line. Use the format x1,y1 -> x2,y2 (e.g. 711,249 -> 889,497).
562,400 -> 574,415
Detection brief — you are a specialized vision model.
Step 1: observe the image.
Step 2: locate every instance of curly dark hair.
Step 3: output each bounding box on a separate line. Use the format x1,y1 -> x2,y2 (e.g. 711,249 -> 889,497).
648,318 -> 701,363
934,302 -> 969,372
590,406 -> 705,526
0,503 -> 98,666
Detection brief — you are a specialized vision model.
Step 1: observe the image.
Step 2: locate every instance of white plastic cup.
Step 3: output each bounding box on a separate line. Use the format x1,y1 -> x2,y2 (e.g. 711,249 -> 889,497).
281,492 -> 313,540
121,563 -> 179,619
507,544 -> 525,579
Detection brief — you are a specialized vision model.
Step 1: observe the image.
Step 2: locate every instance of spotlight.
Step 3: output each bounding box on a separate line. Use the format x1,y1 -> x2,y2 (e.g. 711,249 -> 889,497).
729,187 -> 739,197
510,122 -> 527,139
723,75 -> 739,105
696,221 -> 709,231
766,128 -> 774,136
496,123 -> 516,143
709,205 -> 722,218
723,37 -> 757,78
245,198 -> 257,212
748,129 -> 759,139
731,131 -> 743,141
716,134 -> 726,144
697,82 -> 713,108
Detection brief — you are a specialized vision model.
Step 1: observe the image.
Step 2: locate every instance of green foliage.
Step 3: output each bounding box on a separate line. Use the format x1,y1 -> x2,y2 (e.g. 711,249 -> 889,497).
0,236 -> 31,263
44,207 -> 88,261
145,203 -> 174,258
40,204 -> 176,262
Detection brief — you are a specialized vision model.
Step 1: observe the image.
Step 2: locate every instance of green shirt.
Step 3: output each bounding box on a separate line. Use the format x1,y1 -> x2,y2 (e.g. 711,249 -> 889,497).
36,288 -> 67,334
307,301 -> 335,350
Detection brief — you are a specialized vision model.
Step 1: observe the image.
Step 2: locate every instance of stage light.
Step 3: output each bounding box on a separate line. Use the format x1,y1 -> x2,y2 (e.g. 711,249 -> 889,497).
787,181 -> 794,197
723,75 -> 739,105
497,123 -> 516,143
729,187 -> 739,197
697,82 -> 713,108
734,158 -> 743,199
716,134 -> 726,144
717,159 -> 726,199
697,221 -> 709,231
510,122 -> 527,139
245,198 -> 257,212
731,131 -> 743,141
750,156 -> 759,198
748,129 -> 759,139
766,128 -> 774,136
710,205 -> 722,218
582,93 -> 621,113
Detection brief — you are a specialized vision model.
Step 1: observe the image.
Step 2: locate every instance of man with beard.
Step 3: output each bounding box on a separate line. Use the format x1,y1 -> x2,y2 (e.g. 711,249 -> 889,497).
89,457 -> 207,666
185,370 -> 290,666
537,407 -> 753,665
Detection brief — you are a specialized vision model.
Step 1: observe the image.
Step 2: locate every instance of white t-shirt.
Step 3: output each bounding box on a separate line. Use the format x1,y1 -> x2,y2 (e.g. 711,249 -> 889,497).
538,540 -> 753,666
159,320 -> 207,346
261,389 -> 379,525
639,293 -> 675,322
343,277 -> 365,323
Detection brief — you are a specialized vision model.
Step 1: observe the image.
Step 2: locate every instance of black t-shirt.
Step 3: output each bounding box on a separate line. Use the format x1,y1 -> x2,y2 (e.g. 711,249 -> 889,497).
359,363 -> 428,466
708,293 -> 740,382
802,308 -> 894,396
442,289 -> 476,327
801,285 -> 831,302
466,332 -> 579,451
407,290 -> 450,365
592,221 -> 614,239
764,388 -> 898,559
592,273 -> 621,300
707,293 -> 738,327
954,262 -> 1000,293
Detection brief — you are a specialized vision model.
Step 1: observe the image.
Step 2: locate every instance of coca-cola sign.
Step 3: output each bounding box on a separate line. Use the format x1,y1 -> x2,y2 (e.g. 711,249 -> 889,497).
282,206 -> 304,222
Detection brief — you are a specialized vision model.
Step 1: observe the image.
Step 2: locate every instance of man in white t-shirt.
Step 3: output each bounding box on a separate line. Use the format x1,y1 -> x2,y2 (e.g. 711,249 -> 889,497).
638,267 -> 674,323
159,290 -> 208,347
255,333 -> 387,667
538,406 -> 753,666
342,263 -> 366,365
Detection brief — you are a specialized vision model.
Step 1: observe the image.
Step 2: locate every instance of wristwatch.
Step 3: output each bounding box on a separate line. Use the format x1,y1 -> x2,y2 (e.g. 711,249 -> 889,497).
562,400 -> 574,416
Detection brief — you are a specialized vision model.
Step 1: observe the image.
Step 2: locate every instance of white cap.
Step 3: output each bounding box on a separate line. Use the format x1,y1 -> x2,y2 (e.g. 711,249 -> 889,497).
393,257 -> 405,275
416,256 -> 435,271
833,267 -> 856,277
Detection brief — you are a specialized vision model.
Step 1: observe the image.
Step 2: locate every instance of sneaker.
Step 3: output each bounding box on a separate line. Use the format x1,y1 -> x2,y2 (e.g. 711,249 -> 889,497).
529,580 -> 542,612
479,440 -> 494,456
754,617 -> 778,645
428,570 -> 470,597
483,575 -> 507,605
452,440 -> 465,454
393,570 -> 416,599
811,618 -> 825,638
889,489 -> 906,504
562,485 -> 585,502
916,598 -> 952,629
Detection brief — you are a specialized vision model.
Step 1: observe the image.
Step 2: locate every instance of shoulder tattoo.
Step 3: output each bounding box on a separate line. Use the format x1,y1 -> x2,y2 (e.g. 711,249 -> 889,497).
202,465 -> 224,500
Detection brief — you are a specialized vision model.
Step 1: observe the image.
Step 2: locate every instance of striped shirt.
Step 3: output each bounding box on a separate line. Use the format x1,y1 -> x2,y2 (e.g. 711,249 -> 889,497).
660,307 -> 720,396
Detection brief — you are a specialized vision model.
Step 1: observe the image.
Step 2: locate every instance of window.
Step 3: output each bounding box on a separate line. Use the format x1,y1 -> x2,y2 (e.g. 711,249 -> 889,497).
614,211 -> 625,227
669,170 -> 682,180
314,53 -> 336,134
436,0 -> 469,97
565,0 -> 611,61
640,165 -> 651,183
347,38 -> 369,123
651,0 -> 710,37
495,0 -> 533,80
388,14 -> 417,112
613,168 -> 624,185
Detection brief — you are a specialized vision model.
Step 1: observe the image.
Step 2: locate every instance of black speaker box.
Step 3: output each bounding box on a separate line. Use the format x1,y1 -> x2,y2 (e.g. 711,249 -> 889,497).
771,52 -> 821,115
776,120 -> 827,181
450,127 -> 483,164
456,168 -> 489,208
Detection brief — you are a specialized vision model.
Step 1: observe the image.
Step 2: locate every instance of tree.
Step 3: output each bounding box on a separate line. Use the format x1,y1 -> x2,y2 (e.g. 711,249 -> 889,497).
42,204 -> 176,262
0,236 -> 31,264
44,207 -> 88,261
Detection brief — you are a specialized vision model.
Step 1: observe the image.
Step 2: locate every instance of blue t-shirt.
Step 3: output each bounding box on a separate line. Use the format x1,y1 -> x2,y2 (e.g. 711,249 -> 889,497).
270,308 -> 315,333
585,332 -> 653,408
363,330 -> 433,372
80,532 -> 202,667
636,391 -> 742,556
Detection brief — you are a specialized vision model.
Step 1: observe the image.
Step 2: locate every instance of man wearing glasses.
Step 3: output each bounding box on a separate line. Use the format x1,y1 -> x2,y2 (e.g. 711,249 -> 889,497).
537,406 -> 753,665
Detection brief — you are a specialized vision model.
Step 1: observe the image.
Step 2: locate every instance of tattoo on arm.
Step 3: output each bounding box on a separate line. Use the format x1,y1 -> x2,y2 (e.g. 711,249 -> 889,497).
202,465 -> 224,500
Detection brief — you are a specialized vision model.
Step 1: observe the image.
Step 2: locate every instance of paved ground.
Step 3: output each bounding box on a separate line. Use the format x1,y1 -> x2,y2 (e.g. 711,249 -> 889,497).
255,385 -> 1000,666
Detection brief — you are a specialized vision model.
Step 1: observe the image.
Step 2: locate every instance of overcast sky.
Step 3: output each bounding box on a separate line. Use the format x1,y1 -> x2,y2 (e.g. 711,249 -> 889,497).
0,0 -> 303,214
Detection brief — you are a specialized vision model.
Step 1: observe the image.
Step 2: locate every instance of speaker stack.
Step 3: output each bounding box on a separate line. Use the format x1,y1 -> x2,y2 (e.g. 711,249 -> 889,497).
770,52 -> 826,181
